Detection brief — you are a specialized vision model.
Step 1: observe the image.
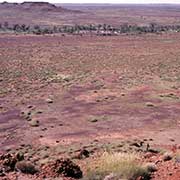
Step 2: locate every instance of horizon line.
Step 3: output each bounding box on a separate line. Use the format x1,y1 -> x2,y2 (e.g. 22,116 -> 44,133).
1,1 -> 180,4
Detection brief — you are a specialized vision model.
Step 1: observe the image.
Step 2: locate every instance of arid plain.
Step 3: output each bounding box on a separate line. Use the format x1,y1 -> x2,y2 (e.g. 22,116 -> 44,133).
0,3 -> 180,180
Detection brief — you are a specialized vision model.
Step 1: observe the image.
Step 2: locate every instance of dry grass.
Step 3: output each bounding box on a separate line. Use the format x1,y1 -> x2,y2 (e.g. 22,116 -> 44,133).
85,152 -> 150,180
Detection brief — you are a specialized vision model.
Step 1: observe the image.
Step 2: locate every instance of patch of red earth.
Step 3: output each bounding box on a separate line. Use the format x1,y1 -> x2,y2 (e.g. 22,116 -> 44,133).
153,162 -> 180,180
0,109 -> 27,153
0,83 -> 180,150
144,146 -> 180,180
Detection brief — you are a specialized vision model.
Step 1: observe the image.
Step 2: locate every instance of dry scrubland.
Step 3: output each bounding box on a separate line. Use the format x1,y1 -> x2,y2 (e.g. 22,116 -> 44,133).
0,33 -> 180,179
0,3 -> 180,180
61,4 -> 180,26
1,3 -> 180,26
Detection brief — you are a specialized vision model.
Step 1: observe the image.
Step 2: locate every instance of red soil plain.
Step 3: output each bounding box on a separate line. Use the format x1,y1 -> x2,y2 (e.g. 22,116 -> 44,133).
0,3 -> 180,180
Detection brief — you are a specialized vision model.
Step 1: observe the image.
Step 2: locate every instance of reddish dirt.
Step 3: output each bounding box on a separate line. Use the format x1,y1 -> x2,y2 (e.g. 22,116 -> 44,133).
0,33 -> 180,179
144,145 -> 180,180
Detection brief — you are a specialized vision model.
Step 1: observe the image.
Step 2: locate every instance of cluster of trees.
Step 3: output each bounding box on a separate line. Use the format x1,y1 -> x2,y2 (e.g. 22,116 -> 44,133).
1,21 -> 180,35
119,23 -> 180,34
0,22 -> 30,32
0,22 -> 59,34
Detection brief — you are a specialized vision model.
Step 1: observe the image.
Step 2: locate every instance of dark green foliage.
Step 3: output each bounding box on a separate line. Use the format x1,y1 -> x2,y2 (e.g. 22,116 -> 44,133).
1,21 -> 180,35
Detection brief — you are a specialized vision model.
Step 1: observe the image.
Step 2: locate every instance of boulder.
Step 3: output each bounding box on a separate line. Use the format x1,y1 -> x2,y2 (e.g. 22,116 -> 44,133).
15,161 -> 38,174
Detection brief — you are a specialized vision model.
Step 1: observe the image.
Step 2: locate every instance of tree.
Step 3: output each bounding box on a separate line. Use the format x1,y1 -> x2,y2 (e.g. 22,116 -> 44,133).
13,24 -> 21,32
3,21 -> 9,29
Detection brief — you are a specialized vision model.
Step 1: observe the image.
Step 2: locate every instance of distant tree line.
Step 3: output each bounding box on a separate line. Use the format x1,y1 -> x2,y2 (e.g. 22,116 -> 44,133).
1,21 -> 180,35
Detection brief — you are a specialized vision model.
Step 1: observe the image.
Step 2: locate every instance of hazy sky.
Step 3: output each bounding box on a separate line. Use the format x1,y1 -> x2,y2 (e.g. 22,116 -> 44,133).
1,0 -> 180,4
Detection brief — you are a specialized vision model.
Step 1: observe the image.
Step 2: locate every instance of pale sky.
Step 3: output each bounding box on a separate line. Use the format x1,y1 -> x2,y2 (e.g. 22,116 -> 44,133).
1,0 -> 180,4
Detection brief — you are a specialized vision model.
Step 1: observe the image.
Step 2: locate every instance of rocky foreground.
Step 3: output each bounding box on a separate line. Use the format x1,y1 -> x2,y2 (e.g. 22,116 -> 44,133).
0,140 -> 180,179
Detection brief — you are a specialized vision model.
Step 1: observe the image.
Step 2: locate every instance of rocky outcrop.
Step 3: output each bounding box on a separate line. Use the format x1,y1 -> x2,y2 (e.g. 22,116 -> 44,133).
43,158 -> 83,179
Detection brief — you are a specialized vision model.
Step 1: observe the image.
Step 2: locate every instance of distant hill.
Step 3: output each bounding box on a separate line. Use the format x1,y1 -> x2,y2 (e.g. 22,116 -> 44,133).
0,1 -> 82,13
0,1 -> 83,26
1,2 -> 180,27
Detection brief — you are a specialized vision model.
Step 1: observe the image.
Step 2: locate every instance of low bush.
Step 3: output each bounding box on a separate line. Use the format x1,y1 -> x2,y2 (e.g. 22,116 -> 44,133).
85,152 -> 150,180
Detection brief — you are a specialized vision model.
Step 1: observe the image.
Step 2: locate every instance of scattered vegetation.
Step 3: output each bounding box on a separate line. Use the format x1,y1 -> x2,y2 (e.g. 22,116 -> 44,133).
85,152 -> 150,180
1,21 -> 180,35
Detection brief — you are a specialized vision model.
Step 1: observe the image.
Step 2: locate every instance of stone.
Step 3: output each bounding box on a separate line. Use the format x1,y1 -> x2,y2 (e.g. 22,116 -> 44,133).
46,98 -> 53,103
145,163 -> 157,172
0,153 -> 18,172
29,119 -> 39,127
15,152 -> 24,161
104,173 -> 118,180
130,142 -> 141,148
0,168 -> 5,177
145,102 -> 155,107
175,156 -> 180,163
74,149 -> 90,159
15,161 -> 38,174
163,152 -> 173,161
